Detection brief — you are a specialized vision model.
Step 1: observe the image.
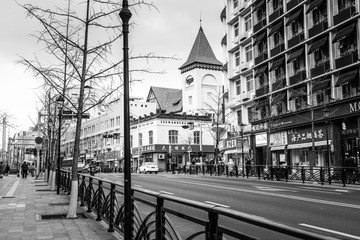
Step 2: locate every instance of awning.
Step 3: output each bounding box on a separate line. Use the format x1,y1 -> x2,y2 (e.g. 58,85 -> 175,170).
287,47 -> 304,63
271,145 -> 286,151
335,68 -> 359,86
289,87 -> 307,99
312,78 -> 330,92
306,0 -> 325,13
308,37 -> 328,54
287,140 -> 332,149
269,21 -> 283,35
332,24 -> 355,43
254,64 -> 268,76
253,31 -> 267,45
286,9 -> 302,26
270,57 -> 284,71
271,92 -> 287,103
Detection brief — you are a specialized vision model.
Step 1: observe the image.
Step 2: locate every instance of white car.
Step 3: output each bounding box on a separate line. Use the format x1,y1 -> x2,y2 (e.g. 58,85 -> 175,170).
139,162 -> 158,174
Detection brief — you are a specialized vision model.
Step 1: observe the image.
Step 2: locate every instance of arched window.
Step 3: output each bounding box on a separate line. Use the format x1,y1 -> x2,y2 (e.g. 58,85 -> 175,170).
186,75 -> 194,85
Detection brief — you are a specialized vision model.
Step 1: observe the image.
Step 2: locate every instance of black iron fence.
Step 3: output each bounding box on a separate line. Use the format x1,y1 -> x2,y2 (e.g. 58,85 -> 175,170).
58,170 -> 338,240
175,164 -> 360,187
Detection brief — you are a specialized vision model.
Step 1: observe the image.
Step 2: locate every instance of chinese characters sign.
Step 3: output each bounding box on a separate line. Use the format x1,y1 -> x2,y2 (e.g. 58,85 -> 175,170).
288,127 -> 325,144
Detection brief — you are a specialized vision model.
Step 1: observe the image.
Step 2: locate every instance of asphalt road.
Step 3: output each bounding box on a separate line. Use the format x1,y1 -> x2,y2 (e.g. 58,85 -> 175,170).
92,172 -> 360,239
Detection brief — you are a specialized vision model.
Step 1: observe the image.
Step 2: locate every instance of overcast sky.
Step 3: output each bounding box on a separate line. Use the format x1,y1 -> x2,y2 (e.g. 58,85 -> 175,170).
0,0 -> 225,140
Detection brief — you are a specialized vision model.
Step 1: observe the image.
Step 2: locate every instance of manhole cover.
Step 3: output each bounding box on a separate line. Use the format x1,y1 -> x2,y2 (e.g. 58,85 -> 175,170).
40,213 -> 87,220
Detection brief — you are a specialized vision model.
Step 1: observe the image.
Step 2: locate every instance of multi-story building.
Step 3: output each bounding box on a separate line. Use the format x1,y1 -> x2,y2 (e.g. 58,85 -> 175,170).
222,0 -> 360,168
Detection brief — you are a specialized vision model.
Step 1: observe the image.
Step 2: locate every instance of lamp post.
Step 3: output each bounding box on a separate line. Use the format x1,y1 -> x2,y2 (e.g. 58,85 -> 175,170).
239,123 -> 245,178
120,1 -> 132,238
323,107 -> 331,184
56,95 -> 64,194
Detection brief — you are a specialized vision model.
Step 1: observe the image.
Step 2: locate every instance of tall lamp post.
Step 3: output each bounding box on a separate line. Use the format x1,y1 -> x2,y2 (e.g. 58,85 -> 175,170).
240,123 -> 245,177
120,1 -> 132,238
56,95 -> 64,194
323,107 -> 331,184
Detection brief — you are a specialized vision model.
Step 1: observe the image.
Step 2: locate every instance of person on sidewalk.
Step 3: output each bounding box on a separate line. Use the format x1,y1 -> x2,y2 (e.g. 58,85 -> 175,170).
5,164 -> 10,176
21,161 -> 28,178
0,161 -> 4,178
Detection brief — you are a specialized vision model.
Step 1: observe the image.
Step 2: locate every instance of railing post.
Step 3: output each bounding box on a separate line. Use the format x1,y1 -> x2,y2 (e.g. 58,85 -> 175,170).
226,165 -> 229,177
80,175 -> 86,207
202,164 -> 205,175
207,211 -> 220,240
320,167 -> 324,185
108,183 -> 115,233
270,166 -> 274,181
156,197 -> 165,240
96,180 -> 102,221
301,167 -> 305,183
235,165 -> 238,178
257,165 -> 261,179
87,178 -> 93,213
342,167 -> 346,187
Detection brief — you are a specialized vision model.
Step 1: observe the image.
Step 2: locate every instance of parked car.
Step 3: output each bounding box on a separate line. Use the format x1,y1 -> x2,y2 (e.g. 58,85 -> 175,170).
139,162 -> 158,174
82,164 -> 100,174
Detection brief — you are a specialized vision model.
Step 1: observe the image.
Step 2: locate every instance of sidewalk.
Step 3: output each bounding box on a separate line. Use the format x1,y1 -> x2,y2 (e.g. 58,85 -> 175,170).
0,174 -> 123,240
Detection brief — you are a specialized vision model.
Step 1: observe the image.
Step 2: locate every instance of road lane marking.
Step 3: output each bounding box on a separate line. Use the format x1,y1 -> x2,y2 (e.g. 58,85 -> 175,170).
335,189 -> 349,193
254,186 -> 297,192
299,187 -> 341,194
161,179 -> 360,210
160,191 -> 174,195
299,223 -> 360,240
204,201 -> 230,208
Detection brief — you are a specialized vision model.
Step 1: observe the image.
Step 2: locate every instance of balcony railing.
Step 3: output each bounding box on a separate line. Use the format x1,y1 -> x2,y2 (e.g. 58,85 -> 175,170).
253,18 -> 267,33
288,32 -> 304,48
310,60 -> 330,78
333,6 -> 357,26
335,51 -> 358,69
270,43 -> 285,57
286,0 -> 301,12
308,20 -> 328,38
272,78 -> 286,91
255,85 -> 269,97
289,70 -> 307,85
269,7 -> 284,23
254,52 -> 268,65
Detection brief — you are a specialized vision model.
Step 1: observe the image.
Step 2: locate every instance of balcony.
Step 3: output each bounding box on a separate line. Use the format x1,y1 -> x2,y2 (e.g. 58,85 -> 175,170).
335,51 -> 358,69
239,31 -> 249,42
286,0 -> 301,12
333,6 -> 356,26
288,32 -> 304,48
254,52 -> 268,65
272,78 -> 286,91
269,7 -> 284,23
255,85 -> 269,97
253,18 -> 267,33
308,20 -> 328,38
310,60 -> 330,78
289,70 -> 306,85
270,43 -> 285,57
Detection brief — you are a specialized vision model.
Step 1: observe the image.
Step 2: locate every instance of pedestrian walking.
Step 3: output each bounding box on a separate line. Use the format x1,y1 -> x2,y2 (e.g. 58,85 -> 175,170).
21,161 -> 29,178
5,164 -> 10,176
0,161 -> 4,178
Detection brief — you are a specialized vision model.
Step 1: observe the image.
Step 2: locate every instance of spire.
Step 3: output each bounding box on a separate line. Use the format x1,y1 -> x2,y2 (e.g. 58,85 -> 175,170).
179,26 -> 222,71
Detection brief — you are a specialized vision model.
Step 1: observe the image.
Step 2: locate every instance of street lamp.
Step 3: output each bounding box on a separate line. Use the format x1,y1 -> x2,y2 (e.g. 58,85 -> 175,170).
239,123 -> 245,178
56,95 -> 64,194
323,107 -> 331,184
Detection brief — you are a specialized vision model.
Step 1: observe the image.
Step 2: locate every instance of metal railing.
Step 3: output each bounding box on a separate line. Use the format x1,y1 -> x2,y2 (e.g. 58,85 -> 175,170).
58,170 -> 338,240
173,164 -> 360,187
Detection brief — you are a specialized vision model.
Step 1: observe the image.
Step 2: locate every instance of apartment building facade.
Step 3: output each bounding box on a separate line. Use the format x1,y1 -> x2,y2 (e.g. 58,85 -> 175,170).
222,0 -> 360,168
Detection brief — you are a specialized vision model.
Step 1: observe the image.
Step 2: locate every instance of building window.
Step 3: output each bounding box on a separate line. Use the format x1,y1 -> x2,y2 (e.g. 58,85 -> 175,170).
169,130 -> 178,144
236,80 -> 241,95
116,116 -> 120,126
245,13 -> 252,31
246,75 -> 254,91
234,21 -> 239,37
233,0 -> 238,9
138,133 -> 142,146
149,131 -> 153,145
194,131 -> 200,144
247,107 -> 253,122
188,96 -> 192,105
237,110 -> 242,126
274,32 -> 280,46
110,118 -> 114,127
291,21 -> 298,36
245,45 -> 252,62
235,51 -> 240,66
130,135 -> 133,148
293,59 -> 300,74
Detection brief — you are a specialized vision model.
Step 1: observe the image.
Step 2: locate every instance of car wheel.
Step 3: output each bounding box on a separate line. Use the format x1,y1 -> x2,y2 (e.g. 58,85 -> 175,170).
155,172 -> 158,174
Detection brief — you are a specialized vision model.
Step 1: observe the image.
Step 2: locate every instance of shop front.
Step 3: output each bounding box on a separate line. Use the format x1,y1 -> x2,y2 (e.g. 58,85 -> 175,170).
339,118 -> 359,168
223,136 -> 250,166
270,131 -> 288,166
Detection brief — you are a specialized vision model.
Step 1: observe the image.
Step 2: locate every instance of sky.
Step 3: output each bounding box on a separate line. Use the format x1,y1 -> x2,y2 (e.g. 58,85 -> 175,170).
0,0 -> 225,140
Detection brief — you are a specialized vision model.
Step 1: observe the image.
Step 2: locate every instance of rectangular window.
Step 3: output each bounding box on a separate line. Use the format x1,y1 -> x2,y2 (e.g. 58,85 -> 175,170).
245,45 -> 252,62
274,32 -> 280,45
169,130 -> 178,144
130,135 -> 133,148
235,51 -> 240,66
247,107 -> 253,122
237,110 -> 242,126
236,80 -> 241,95
194,131 -> 200,144
234,21 -> 239,37
116,116 -> 120,125
246,75 -> 254,91
138,133 -> 142,146
149,131 -> 153,145
245,14 -> 252,31
291,22 -> 298,36
233,0 -> 238,9
188,96 -> 192,105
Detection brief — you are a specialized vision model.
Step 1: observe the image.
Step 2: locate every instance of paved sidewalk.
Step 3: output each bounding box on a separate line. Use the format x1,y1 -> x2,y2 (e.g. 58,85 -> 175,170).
0,174 -> 123,240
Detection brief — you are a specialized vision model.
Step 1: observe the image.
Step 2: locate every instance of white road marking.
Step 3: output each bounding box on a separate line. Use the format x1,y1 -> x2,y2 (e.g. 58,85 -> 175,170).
254,186 -> 297,192
299,187 -> 341,194
299,223 -> 360,240
134,185 -> 142,188
160,191 -> 174,195
335,189 -> 349,193
204,201 -> 230,208
5,179 -> 20,197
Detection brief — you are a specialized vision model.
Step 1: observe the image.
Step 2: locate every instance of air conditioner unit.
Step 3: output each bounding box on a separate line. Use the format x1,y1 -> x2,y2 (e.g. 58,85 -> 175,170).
158,154 -> 165,159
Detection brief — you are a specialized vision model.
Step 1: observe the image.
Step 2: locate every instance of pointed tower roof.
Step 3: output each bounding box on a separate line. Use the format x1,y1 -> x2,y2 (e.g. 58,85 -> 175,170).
179,26 -> 222,72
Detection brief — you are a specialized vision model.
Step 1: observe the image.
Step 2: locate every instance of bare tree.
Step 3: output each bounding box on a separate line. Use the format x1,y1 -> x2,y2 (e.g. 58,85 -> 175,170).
18,0 -> 176,218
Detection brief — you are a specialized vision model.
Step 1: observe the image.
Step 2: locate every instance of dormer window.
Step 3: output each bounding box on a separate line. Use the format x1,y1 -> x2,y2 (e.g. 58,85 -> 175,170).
186,76 -> 194,85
